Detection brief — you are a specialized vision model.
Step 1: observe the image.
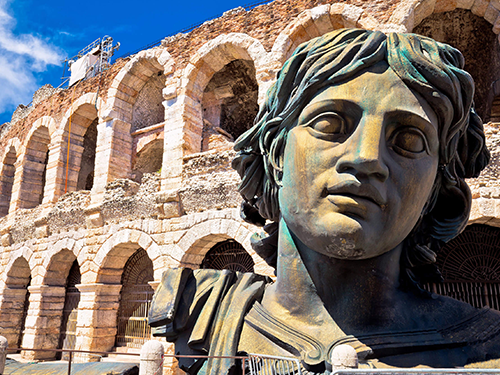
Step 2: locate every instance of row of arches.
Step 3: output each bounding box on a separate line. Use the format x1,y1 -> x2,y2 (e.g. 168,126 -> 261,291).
3,222 -> 500,355
1,235 -> 254,359
2,2 -> 500,216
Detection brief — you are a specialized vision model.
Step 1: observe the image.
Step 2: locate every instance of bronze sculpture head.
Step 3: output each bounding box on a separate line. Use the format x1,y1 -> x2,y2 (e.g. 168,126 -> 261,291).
150,29 -> 499,373
233,28 -> 490,290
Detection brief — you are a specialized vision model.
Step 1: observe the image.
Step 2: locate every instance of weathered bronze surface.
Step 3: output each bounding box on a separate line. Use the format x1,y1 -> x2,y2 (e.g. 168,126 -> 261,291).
149,29 -> 499,374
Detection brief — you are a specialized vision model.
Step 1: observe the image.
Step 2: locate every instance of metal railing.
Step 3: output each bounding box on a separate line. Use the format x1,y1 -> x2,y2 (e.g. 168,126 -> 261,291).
331,370 -> 500,374
248,353 -> 302,375
6,347 -> 500,375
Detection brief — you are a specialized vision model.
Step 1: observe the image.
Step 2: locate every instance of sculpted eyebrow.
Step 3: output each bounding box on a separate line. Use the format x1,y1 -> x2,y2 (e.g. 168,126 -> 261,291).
299,100 -> 361,124
385,109 -> 438,135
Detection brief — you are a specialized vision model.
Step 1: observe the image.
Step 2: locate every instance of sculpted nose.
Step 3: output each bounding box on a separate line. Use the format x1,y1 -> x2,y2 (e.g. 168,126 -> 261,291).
335,126 -> 389,181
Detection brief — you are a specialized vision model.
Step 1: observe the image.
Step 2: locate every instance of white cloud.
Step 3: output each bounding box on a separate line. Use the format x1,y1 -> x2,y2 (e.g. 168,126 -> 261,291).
0,0 -> 63,120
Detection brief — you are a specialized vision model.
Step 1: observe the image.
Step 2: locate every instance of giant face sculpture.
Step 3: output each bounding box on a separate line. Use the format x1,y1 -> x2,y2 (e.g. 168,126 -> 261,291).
279,62 -> 440,260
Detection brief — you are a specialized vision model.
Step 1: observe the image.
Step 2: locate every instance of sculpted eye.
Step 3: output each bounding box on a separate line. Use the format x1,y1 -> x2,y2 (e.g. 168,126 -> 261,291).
307,112 -> 347,135
390,128 -> 428,156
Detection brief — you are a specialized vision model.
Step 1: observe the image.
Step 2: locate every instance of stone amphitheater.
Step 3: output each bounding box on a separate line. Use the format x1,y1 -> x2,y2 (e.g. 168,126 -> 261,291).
1,0 -> 500,372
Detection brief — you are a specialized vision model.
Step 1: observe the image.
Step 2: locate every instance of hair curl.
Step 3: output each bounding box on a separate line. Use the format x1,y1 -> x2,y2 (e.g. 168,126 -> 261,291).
232,29 -> 490,290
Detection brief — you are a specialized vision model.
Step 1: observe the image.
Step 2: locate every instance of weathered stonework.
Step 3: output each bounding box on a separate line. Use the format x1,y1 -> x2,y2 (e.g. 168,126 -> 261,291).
1,1 -> 500,374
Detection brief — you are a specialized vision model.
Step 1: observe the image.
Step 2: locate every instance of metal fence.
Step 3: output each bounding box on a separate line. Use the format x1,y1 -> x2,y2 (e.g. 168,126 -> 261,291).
331,370 -> 500,374
248,353 -> 302,375
5,348 -> 500,375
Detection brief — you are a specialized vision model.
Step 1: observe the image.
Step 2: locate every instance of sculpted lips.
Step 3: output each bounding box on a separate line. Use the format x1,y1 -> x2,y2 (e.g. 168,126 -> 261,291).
323,181 -> 387,210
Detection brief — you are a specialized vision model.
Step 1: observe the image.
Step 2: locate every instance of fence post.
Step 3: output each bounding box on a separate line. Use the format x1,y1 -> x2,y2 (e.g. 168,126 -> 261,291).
0,336 -> 7,375
140,340 -> 164,375
331,344 -> 358,370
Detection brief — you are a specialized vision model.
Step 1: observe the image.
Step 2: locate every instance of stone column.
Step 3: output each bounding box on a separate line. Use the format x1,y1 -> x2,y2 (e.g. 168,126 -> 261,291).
20,285 -> 66,360
73,283 -> 122,361
42,131 -> 84,204
90,118 -> 133,205
8,158 -> 25,213
0,286 -> 28,349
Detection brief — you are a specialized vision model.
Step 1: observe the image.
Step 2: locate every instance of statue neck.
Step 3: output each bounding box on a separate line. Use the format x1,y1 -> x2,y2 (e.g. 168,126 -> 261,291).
270,218 -> 405,333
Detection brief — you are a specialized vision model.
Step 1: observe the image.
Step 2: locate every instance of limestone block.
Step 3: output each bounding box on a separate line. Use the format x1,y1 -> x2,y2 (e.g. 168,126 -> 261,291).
388,0 -> 416,31
329,3 -> 346,29
414,0 -> 437,26
471,0 -> 490,16
492,0 -> 500,10
493,14 -> 500,32
296,10 -> 321,39
485,3 -> 500,23
358,13 -> 380,30
35,225 -> 49,238
310,5 -> 334,35
342,5 -> 363,28
162,202 -> 182,219
1,233 -> 12,246
435,0 -> 458,12
457,0 -> 475,8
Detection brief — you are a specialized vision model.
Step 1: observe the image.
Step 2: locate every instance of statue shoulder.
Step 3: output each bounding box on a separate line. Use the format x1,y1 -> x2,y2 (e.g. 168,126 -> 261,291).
148,268 -> 271,374
148,267 -> 271,342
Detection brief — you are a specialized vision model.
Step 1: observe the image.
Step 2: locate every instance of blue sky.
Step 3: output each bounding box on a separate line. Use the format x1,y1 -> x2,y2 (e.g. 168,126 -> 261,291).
0,0 -> 260,125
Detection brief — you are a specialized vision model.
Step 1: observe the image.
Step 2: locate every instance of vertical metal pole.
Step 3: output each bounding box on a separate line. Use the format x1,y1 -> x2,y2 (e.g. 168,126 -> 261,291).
67,351 -> 72,375
242,357 -> 246,375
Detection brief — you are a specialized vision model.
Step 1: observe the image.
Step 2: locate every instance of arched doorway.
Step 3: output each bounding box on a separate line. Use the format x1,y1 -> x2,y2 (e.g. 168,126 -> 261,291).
19,126 -> 50,208
0,145 -> 16,216
201,239 -> 255,272
115,248 -> 154,348
201,59 -> 259,151
428,224 -> 500,310
76,118 -> 97,191
57,260 -> 81,359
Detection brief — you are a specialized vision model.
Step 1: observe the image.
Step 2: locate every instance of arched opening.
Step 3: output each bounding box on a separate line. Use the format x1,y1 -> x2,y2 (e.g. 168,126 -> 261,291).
76,118 -> 97,190
426,224 -> 500,310
201,59 -> 259,151
115,248 -> 154,348
57,260 -> 81,359
201,239 -> 255,273
19,126 -> 50,208
4,257 -> 31,349
0,146 -> 17,216
413,9 -> 500,121
132,73 -> 165,133
61,102 -> 98,194
132,138 -> 163,183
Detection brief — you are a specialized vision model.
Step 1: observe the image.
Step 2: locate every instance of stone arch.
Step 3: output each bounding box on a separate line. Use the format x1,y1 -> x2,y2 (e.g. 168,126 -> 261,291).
3,253 -> 32,288
0,137 -> 21,216
13,117 -> 56,209
56,93 -> 103,195
91,229 -> 164,283
175,218 -> 272,275
0,253 -> 32,348
107,48 -> 172,125
390,0 -> 500,35
40,238 -> 83,286
271,4 -> 381,64
410,6 -> 500,121
178,33 -> 268,154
